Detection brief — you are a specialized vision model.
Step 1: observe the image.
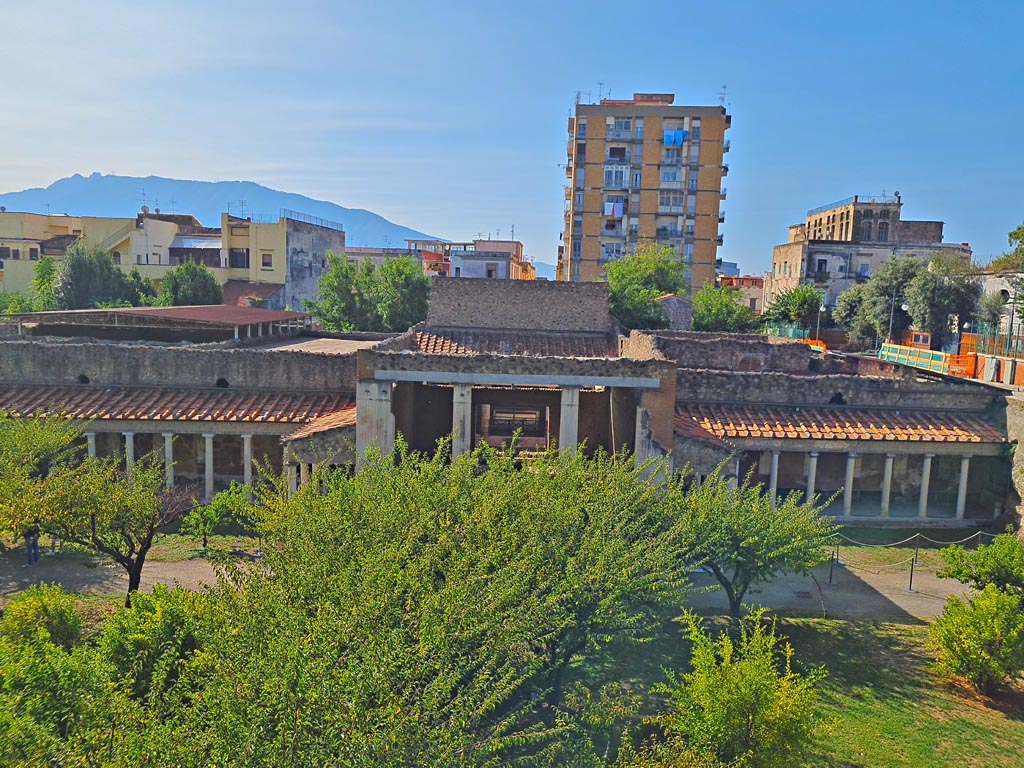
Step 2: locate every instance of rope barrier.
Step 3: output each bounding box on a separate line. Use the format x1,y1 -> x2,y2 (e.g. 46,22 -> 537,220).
834,530 -> 996,549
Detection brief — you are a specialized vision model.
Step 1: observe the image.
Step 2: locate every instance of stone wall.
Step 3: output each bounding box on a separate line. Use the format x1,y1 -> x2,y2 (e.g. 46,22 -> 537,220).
425,278 -> 612,332
897,220 -> 944,244
282,219 -> 347,311
0,338 -> 358,392
676,368 -> 1004,411
622,330 -> 816,373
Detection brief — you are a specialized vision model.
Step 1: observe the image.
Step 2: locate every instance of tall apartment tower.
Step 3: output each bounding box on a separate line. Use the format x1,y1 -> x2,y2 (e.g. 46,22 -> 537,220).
557,92 -> 730,289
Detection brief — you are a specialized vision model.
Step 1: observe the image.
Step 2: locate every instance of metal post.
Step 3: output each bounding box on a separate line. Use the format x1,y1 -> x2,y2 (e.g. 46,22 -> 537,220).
908,557 -> 916,593
828,546 -> 835,584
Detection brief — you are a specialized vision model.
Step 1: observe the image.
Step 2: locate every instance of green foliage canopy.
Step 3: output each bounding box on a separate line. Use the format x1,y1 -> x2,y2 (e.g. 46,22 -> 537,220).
606,243 -> 688,330
763,285 -> 823,329
53,242 -> 156,309
158,260 -> 224,306
691,284 -> 759,333
304,252 -> 430,332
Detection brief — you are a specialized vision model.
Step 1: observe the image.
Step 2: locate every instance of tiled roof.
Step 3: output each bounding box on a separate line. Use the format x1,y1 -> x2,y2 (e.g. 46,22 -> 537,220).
111,305 -> 305,325
282,407 -> 358,442
0,385 -> 353,424
414,328 -> 617,358
676,403 -> 1004,444
673,415 -> 734,449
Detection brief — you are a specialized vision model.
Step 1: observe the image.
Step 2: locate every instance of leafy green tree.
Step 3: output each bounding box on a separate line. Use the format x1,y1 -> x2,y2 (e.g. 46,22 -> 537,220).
987,221 -> 1024,273
857,256 -> 923,343
938,529 -> 1024,599
636,608 -> 826,768
158,259 -> 224,306
0,292 -> 32,314
30,255 -> 59,311
832,282 -> 876,348
675,469 -> 838,618
305,252 -> 429,331
979,290 -> 1007,330
606,242 -> 688,330
905,252 -> 980,349
930,584 -> 1024,695
691,284 -> 758,333
0,584 -> 83,651
763,285 -> 823,329
53,242 -> 152,309
180,481 -> 245,548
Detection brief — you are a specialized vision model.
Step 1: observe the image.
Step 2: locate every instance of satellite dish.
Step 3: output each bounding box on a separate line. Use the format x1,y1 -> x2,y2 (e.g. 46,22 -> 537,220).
141,205 -> 150,214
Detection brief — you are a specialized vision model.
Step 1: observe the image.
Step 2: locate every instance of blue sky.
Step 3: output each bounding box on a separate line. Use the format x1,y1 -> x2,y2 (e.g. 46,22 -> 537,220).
3,1 -> 1021,272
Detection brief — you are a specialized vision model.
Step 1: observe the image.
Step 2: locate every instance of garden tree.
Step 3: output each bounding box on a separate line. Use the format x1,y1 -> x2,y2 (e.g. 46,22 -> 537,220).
763,285 -> 824,329
691,284 -> 759,333
832,282 -> 876,348
930,584 -> 1024,695
853,256 -> 924,343
606,242 -> 688,330
30,255 -> 59,311
304,252 -> 429,332
180,480 -> 251,549
674,469 -> 838,618
938,529 -> 1024,599
158,259 -> 224,306
626,608 -> 826,768
987,221 -> 1024,273
0,292 -> 32,314
979,291 -> 1008,331
53,242 -> 154,309
904,251 -> 980,349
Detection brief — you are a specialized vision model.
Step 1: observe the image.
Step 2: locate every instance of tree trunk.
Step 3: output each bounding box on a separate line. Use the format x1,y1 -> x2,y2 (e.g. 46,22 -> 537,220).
125,563 -> 144,608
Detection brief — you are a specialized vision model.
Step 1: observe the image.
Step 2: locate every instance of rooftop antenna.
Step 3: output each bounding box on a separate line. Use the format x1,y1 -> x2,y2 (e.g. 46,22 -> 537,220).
168,196 -> 177,213
511,224 -> 515,240
583,89 -> 592,103
226,202 -> 233,216
598,81 -> 604,100
44,203 -> 50,216
138,188 -> 147,209
496,228 -> 501,239
239,199 -> 247,218
718,85 -> 727,106
575,90 -> 581,105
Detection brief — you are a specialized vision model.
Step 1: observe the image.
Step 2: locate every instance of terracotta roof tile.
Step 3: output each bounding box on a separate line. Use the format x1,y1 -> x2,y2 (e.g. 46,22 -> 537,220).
282,408 -> 358,442
414,328 -> 617,358
675,404 -> 1004,444
0,385 -> 352,424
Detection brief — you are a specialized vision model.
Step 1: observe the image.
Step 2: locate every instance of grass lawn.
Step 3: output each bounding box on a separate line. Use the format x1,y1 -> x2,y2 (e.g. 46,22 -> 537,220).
597,608 -> 1024,768
833,526 -> 999,574
147,532 -> 261,562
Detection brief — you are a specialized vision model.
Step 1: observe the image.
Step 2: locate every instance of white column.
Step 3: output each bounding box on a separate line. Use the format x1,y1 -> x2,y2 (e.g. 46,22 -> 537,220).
299,462 -> 310,486
162,432 -> 174,488
880,453 -> 895,517
203,433 -> 215,500
123,431 -> 135,466
559,386 -> 580,453
918,454 -> 934,519
768,450 -> 780,508
85,431 -> 97,458
956,455 -> 971,520
843,452 -> 856,517
451,384 -> 473,458
806,451 -> 819,503
355,381 -> 395,468
242,433 -> 253,487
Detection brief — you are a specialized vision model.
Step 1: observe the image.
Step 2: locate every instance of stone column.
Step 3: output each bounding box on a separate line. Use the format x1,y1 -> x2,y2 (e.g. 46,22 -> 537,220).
843,452 -> 857,517
806,451 -> 819,503
918,453 -> 934,519
299,462 -> 310,486
956,455 -> 971,520
880,453 -> 895,517
162,432 -> 174,488
559,386 -> 580,453
355,381 -> 395,468
203,433 -> 215,500
242,433 -> 253,487
451,384 -> 473,458
768,450 -> 780,508
123,431 -> 135,466
85,431 -> 97,459
286,463 -> 298,495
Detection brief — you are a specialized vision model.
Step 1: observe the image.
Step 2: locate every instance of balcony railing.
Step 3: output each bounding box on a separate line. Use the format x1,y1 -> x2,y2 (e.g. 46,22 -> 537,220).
720,187 -> 727,199
660,155 -> 683,165
656,228 -> 682,239
723,139 -> 731,152
658,205 -> 685,215
605,153 -> 630,165
718,211 -> 726,223
721,164 -> 729,175
605,128 -> 633,140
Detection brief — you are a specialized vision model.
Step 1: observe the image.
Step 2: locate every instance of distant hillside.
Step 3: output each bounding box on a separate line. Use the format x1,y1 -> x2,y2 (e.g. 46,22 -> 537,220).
0,173 -> 441,248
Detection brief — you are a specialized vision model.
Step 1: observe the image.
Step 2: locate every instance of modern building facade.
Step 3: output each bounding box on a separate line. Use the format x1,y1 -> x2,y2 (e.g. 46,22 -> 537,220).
720,274 -> 764,314
0,208 -> 345,310
763,194 -> 972,307
558,92 -> 730,290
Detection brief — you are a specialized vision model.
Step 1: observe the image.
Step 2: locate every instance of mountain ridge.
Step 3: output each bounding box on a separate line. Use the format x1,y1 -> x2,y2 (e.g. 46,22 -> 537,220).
0,173 -> 441,248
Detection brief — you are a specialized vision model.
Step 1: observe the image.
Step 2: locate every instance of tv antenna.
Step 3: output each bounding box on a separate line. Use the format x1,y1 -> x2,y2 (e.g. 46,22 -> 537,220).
138,188 -> 148,209
598,81 -> 604,100
239,199 -> 247,218
511,224 -> 515,240
718,85 -> 727,106
168,197 -> 177,213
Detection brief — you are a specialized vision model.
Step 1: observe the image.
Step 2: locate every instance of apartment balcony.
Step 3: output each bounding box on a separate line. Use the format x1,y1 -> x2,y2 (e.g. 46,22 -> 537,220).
721,164 -> 729,176
605,153 -> 630,165
723,139 -> 731,153
601,225 -> 625,238
715,235 -> 724,246
718,211 -> 726,223
656,227 -> 682,239
658,205 -> 685,215
720,187 -> 727,199
659,180 -> 683,190
660,155 -> 684,166
564,162 -> 573,178
808,270 -> 829,282
606,128 -> 633,140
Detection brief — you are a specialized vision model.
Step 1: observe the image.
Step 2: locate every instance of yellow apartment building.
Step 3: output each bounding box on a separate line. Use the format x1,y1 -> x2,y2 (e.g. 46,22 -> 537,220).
557,92 -> 730,291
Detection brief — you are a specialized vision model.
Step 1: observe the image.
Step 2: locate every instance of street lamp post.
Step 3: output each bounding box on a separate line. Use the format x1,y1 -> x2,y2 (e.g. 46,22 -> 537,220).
887,287 -> 908,344
815,303 -> 826,341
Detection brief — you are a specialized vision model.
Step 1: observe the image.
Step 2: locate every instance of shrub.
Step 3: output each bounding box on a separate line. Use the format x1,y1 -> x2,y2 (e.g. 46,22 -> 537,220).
930,583 -> 1024,695
0,584 -> 83,651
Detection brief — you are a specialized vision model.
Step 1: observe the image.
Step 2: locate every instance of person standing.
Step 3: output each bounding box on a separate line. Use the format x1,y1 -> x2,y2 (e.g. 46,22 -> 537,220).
24,524 -> 41,566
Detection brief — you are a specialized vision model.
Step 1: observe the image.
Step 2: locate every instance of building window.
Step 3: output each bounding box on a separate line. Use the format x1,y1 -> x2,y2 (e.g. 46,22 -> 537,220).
229,248 -> 250,269
489,407 -> 544,438
0,247 -> 9,260
614,117 -> 631,132
688,175 -> 698,190
661,170 -> 679,182
863,209 -> 874,219
664,149 -> 681,163
749,298 -> 757,310
262,253 -> 273,268
11,249 -> 19,260
691,119 -> 701,140
860,221 -> 873,241
29,248 -> 39,260
684,243 -> 694,257
877,221 -> 889,242
454,266 -> 461,277
659,191 -> 684,208
575,191 -> 584,208
635,118 -> 644,139
485,263 -> 498,279
604,166 -> 627,188
632,171 -> 642,188
570,262 -> 580,280
572,239 -> 582,258
578,120 -> 587,138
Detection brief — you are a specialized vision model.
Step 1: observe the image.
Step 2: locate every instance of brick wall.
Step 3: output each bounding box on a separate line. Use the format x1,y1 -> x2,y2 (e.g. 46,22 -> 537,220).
425,278 -> 612,332
0,339 -> 358,392
631,331 -> 816,373
897,220 -> 944,244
